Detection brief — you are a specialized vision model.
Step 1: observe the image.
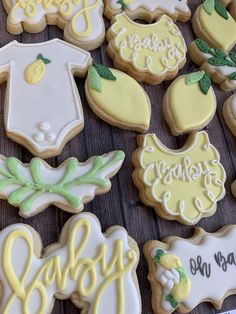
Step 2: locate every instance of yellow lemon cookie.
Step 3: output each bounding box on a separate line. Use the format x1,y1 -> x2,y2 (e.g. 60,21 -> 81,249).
85,64 -> 151,132
163,71 -> 217,135
132,131 -> 226,225
192,0 -> 236,52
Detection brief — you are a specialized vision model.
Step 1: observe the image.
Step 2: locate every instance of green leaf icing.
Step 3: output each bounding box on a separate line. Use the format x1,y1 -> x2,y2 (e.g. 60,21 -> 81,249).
203,0 -> 215,15
0,151 -> 125,214
199,73 -> 211,94
93,63 -> 116,81
176,266 -> 188,282
229,72 -> 236,80
186,71 -> 205,85
153,249 -> 165,263
165,294 -> 179,309
88,66 -> 102,92
37,53 -> 51,64
195,38 -> 211,53
195,39 -> 236,81
214,0 -> 228,19
117,0 -> 127,10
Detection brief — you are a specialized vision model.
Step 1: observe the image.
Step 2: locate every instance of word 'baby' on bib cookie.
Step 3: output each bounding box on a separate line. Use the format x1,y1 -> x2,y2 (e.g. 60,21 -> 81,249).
0,212 -> 141,314
192,0 -> 236,52
3,0 -> 105,50
188,38 -> 236,92
0,150 -> 125,217
132,131 -> 226,225
104,0 -> 191,22
144,225 -> 236,313
106,13 -> 187,85
0,39 -> 92,158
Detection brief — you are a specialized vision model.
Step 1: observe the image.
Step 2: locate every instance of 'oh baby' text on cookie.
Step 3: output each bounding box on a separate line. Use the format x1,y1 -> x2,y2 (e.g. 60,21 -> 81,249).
144,225 -> 236,313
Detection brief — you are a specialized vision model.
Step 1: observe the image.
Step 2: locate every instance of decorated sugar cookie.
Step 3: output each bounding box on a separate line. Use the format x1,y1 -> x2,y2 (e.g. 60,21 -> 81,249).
223,94 -> 236,137
232,180 -> 236,198
85,64 -> 151,132
104,0 -> 191,22
144,225 -> 236,313
189,38 -> 236,92
106,13 -> 187,85
3,0 -> 105,50
192,0 -> 236,52
163,71 -> 216,135
0,150 -> 124,217
0,39 -> 92,158
132,131 -> 226,225
0,212 -> 141,314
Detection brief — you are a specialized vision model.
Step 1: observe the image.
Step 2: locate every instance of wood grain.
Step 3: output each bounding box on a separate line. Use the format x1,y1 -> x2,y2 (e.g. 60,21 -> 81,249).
0,0 -> 235,313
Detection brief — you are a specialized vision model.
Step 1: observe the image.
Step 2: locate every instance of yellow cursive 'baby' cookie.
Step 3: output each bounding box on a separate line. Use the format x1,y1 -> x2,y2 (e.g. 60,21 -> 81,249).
3,0 -> 105,50
223,94 -> 236,137
132,131 -> 226,225
85,64 -> 151,132
144,225 -> 236,313
192,0 -> 236,53
0,212 -> 141,314
188,38 -> 236,92
106,13 -> 187,85
104,0 -> 191,22
163,71 -> 216,136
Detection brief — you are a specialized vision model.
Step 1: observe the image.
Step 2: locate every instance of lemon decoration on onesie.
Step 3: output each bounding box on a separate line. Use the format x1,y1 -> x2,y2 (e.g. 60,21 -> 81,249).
85,63 -> 151,132
25,53 -> 51,84
163,70 -> 217,136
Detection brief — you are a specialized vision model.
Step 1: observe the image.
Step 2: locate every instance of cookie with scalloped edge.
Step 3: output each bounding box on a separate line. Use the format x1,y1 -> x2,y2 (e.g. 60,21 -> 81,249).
192,0 -> 236,53
163,71 -> 216,135
144,225 -> 236,314
104,0 -> 191,22
132,131 -> 226,225
188,38 -> 236,92
106,13 -> 187,85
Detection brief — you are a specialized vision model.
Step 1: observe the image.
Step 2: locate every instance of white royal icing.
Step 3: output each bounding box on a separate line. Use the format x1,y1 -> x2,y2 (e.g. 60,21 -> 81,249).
0,150 -> 125,216
0,39 -> 92,156
152,227 -> 236,310
109,0 -> 190,14
7,0 -> 105,49
229,94 -> 236,117
0,212 -> 141,314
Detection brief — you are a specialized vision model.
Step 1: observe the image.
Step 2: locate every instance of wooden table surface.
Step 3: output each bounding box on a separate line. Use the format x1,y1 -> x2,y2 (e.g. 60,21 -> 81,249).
0,0 -> 235,313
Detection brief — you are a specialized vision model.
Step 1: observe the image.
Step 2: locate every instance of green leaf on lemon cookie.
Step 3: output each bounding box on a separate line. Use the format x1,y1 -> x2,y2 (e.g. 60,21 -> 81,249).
186,71 -> 205,85
203,0 -> 215,15
200,73 -> 211,94
88,66 -> 102,92
93,63 -> 116,81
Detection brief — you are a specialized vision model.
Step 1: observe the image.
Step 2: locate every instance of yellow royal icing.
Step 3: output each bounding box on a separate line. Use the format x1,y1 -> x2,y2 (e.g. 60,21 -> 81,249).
198,4 -> 236,52
108,13 -> 186,79
133,131 -> 226,224
87,68 -> 151,131
168,75 -> 216,134
0,214 -> 139,314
